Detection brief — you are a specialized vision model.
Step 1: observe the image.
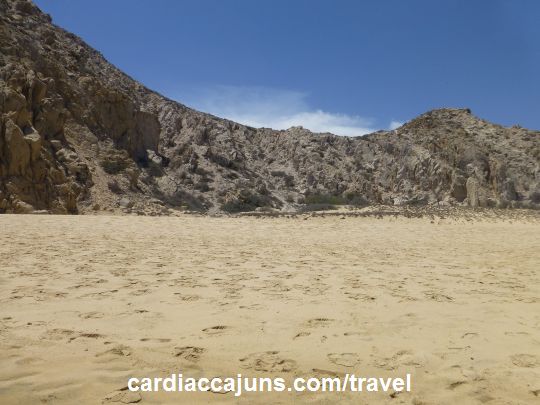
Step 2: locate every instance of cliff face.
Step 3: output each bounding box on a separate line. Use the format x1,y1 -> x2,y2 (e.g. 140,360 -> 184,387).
1,0 -> 539,214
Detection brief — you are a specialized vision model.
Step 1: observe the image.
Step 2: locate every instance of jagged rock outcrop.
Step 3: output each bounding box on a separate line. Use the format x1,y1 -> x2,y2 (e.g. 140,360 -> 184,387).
0,0 -> 539,214
0,63 -> 89,213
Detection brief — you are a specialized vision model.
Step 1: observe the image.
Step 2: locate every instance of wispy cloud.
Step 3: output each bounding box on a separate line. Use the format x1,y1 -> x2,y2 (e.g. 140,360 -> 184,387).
389,120 -> 404,130
177,85 -> 379,136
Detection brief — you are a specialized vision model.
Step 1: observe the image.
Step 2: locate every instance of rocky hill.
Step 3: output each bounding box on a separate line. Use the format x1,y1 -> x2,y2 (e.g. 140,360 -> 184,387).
1,0 -> 539,214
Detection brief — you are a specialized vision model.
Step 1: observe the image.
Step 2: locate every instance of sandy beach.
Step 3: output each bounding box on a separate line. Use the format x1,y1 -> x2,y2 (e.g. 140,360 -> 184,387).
0,213 -> 539,404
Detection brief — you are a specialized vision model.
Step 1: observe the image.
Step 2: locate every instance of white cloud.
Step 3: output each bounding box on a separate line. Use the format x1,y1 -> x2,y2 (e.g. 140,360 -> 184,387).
177,85 -> 377,136
389,120 -> 404,130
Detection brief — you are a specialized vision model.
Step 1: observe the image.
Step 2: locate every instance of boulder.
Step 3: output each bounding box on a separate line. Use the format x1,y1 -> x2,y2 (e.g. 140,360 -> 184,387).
466,177 -> 480,208
118,197 -> 133,208
24,132 -> 42,162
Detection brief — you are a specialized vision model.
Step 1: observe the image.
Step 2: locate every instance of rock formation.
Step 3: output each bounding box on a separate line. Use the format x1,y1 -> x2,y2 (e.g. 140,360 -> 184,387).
1,0 -> 539,214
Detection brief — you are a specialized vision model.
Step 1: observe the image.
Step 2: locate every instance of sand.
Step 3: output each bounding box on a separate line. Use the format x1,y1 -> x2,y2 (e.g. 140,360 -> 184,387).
0,214 -> 539,404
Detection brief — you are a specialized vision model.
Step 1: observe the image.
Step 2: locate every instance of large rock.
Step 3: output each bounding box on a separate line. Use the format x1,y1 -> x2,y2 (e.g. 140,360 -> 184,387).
0,65 -> 90,213
24,131 -> 42,162
466,177 -> 480,208
501,179 -> 517,202
5,118 -> 30,176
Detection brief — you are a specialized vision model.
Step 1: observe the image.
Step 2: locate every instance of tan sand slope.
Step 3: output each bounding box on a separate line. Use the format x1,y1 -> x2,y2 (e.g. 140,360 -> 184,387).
0,214 -> 539,404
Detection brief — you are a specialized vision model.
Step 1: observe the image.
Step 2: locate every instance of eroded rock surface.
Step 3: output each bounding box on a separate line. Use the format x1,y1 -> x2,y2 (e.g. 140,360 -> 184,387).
1,0 -> 539,214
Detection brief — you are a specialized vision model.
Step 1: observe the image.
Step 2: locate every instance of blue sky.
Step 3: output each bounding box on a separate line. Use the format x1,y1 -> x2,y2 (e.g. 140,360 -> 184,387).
35,0 -> 539,135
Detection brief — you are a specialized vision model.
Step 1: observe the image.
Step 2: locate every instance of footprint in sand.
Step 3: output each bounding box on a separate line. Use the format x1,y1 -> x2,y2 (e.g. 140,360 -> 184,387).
131,289 -> 151,296
173,346 -> 206,362
424,292 -> 454,302
79,332 -> 103,338
103,387 -> 141,404
96,344 -> 132,357
448,380 -> 467,390
343,331 -> 373,340
70,332 -> 104,342
78,311 -> 104,319
305,318 -> 334,328
344,292 -> 377,302
511,354 -> 538,368
308,368 -> 346,378
327,353 -> 361,367
39,394 -> 58,403
372,350 -> 423,370
140,338 -> 171,343
173,293 -> 200,302
240,351 -> 297,373
42,328 -> 76,341
239,304 -> 263,310
202,325 -> 229,336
